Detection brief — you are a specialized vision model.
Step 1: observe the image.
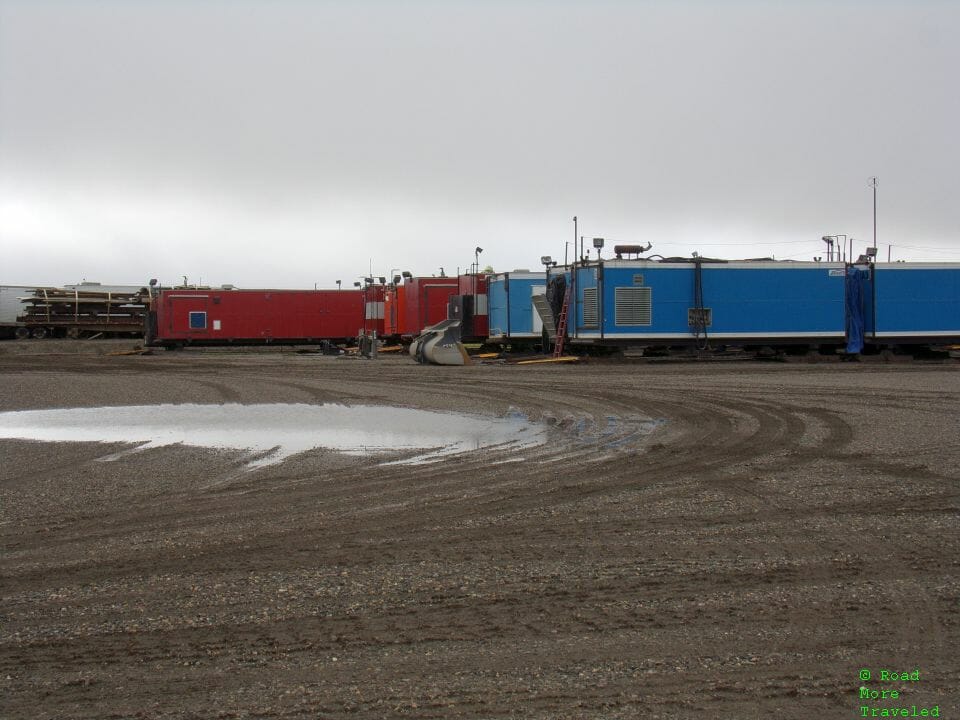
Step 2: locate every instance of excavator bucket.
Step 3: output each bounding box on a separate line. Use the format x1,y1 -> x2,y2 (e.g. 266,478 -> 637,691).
410,318 -> 472,366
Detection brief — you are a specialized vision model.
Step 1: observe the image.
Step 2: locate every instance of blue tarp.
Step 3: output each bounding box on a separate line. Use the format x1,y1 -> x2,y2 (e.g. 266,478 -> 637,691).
845,266 -> 867,353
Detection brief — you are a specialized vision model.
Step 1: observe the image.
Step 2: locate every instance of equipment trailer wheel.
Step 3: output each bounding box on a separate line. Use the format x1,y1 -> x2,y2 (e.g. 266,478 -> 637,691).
31,327 -> 49,339
14,327 -> 31,340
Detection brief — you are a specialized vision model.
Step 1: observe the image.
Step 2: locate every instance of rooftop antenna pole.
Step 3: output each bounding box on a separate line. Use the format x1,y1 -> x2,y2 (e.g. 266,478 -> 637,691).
870,176 -> 878,253
573,216 -> 577,264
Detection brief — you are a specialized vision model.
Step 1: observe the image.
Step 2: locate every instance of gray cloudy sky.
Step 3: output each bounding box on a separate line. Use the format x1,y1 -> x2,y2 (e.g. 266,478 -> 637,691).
1,0 -> 958,288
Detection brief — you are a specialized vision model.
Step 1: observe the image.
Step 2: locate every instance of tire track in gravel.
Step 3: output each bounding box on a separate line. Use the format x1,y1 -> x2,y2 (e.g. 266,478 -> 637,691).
3,355 -> 959,719
690,390 -> 954,676
182,376 -> 245,403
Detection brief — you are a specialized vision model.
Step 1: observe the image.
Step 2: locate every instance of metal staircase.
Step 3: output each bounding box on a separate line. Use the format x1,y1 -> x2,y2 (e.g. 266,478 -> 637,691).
553,285 -> 572,358
532,295 -> 557,339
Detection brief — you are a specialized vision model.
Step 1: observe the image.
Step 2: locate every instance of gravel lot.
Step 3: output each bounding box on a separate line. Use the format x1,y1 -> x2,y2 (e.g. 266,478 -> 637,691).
1,342 -> 958,718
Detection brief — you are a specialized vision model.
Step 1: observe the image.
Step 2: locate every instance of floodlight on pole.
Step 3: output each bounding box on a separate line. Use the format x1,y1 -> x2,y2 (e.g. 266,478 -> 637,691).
593,237 -> 605,260
822,234 -> 848,262
821,236 -> 835,262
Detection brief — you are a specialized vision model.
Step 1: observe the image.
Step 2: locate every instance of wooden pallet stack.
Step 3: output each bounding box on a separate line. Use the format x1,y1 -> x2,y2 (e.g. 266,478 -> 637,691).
18,287 -> 150,338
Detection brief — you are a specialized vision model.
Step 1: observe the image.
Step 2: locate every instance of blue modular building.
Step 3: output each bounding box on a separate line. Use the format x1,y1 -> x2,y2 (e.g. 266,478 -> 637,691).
865,263 -> 960,343
569,259 -> 849,346
838,262 -> 960,352
487,257 -> 960,351
487,270 -> 548,342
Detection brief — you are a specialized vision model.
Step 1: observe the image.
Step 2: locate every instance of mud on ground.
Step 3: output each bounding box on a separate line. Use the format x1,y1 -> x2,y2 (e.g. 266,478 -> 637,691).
1,344 -> 958,718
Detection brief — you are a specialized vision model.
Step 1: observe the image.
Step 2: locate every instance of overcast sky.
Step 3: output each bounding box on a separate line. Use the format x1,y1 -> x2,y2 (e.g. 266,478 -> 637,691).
1,0 -> 958,288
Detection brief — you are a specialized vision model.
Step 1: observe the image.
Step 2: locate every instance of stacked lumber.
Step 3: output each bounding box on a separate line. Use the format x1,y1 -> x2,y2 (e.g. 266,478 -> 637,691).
18,287 -> 150,332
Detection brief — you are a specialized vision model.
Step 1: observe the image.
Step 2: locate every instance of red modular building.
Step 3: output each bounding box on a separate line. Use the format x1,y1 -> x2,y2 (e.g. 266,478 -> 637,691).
147,287 -> 380,347
456,273 -> 490,340
383,276 -> 460,339
361,283 -> 385,336
383,285 -> 406,338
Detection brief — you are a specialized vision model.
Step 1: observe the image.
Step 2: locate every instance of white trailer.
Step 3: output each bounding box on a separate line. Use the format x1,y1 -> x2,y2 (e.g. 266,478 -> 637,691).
0,286 -> 48,339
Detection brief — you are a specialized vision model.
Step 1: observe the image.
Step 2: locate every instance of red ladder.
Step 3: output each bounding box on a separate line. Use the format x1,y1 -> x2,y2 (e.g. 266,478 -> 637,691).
553,285 -> 572,358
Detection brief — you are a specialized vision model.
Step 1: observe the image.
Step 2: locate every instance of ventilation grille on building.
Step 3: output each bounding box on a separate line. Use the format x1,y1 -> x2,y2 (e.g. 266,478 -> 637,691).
582,287 -> 599,327
615,287 -> 652,326
687,307 -> 713,328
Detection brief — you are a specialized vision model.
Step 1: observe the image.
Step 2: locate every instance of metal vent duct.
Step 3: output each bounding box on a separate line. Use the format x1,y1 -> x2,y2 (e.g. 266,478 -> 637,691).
615,287 -> 652,326
582,288 -> 599,327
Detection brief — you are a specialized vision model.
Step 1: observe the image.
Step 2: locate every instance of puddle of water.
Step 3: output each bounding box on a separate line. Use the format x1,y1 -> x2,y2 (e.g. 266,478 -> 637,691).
0,403 -> 549,468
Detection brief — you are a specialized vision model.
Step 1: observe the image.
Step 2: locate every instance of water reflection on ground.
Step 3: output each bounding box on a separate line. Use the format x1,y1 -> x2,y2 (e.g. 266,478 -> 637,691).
0,403 -> 549,467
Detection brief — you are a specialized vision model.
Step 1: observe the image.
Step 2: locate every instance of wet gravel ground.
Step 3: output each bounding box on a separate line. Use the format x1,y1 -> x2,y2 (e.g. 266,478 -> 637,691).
1,342 -> 958,718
